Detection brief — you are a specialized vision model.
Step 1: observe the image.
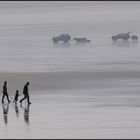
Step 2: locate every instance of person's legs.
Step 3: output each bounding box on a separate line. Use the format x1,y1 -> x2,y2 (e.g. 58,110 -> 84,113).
5,94 -> 10,102
20,95 -> 26,103
2,94 -> 5,103
27,94 -> 31,104
15,99 -> 17,103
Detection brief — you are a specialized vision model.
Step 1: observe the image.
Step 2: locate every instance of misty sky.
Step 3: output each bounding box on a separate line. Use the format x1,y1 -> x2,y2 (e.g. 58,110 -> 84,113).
0,1 -> 139,25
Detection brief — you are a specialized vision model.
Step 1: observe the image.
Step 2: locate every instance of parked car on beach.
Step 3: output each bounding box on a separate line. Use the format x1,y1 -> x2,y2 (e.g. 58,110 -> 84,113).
111,32 -> 138,41
111,32 -> 131,41
73,37 -> 91,43
52,34 -> 71,43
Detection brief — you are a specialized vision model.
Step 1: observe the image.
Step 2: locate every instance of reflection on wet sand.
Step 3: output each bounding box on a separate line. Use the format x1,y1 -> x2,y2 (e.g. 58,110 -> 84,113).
20,104 -> 30,125
112,40 -> 138,47
73,42 -> 88,47
14,103 -> 19,118
2,103 -> 30,126
2,103 -> 9,125
53,42 -> 71,47
132,40 -> 138,44
112,40 -> 131,47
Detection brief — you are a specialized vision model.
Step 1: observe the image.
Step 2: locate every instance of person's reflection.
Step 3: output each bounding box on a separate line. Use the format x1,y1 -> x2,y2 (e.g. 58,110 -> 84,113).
20,104 -> 30,125
2,103 -> 9,125
14,103 -> 19,118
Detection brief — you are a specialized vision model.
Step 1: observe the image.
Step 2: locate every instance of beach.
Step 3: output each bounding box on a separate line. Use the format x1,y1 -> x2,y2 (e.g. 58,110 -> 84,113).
0,1 -> 140,138
1,71 -> 140,138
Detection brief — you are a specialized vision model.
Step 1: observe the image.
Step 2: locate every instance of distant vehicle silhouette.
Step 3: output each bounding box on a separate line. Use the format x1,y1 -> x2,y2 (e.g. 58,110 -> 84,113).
111,32 -> 131,41
52,34 -> 71,43
73,37 -> 91,43
131,35 -> 138,40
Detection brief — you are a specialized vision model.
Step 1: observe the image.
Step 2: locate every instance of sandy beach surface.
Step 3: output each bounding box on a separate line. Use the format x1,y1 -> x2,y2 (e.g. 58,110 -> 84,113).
0,71 -> 140,138
0,1 -> 140,138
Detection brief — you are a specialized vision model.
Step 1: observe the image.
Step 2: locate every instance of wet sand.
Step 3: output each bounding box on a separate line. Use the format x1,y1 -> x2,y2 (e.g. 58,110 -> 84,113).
0,71 -> 140,138
0,1 -> 140,138
0,70 -> 140,92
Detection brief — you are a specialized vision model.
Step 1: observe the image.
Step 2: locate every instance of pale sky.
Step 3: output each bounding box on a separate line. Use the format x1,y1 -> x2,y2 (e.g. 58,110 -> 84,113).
0,1 -> 139,25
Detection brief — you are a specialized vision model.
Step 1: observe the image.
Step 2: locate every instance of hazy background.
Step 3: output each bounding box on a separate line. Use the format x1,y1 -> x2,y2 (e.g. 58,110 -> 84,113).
0,1 -> 139,72
0,1 -> 140,139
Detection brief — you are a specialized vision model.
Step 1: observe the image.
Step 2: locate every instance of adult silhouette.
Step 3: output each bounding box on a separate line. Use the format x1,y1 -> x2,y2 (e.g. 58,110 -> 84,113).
20,82 -> 31,105
2,81 -> 11,103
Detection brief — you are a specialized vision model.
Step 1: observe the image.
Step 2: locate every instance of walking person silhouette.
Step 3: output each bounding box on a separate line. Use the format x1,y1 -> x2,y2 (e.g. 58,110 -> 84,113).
20,82 -> 31,105
2,81 -> 11,103
13,90 -> 20,104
